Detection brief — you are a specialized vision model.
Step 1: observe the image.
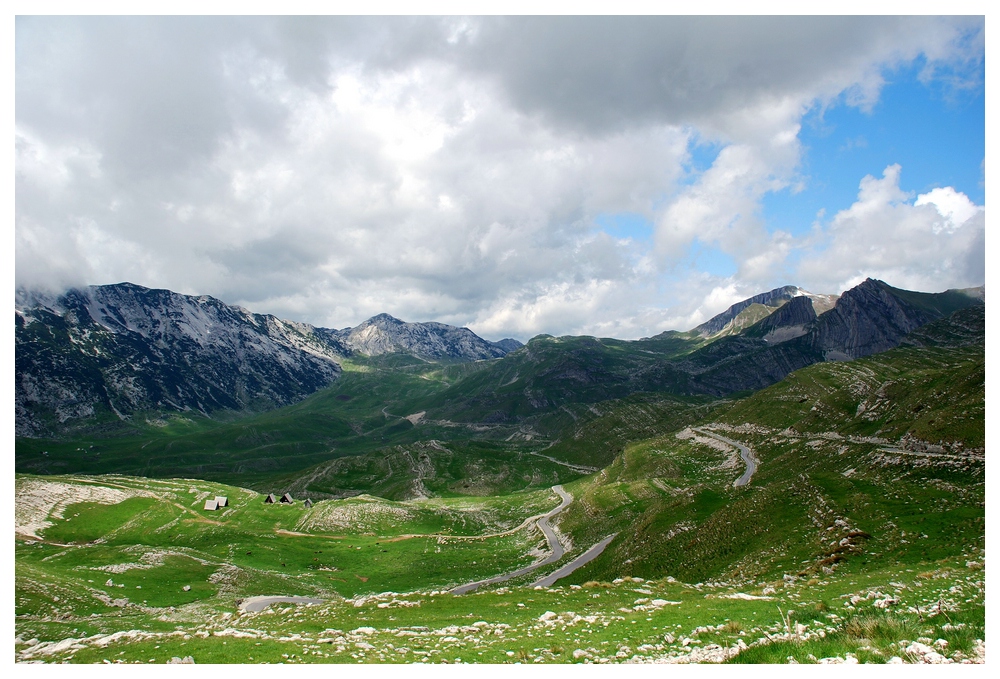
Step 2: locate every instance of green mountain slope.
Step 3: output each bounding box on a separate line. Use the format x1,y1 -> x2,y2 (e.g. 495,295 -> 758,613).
14,323 -> 984,663
553,322 -> 983,588
14,358 -> 487,482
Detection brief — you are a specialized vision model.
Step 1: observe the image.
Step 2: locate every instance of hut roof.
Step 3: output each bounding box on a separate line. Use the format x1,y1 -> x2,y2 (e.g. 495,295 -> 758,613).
303,498 -> 313,508
280,493 -> 294,503
215,496 -> 228,507
204,499 -> 219,511
264,493 -> 276,504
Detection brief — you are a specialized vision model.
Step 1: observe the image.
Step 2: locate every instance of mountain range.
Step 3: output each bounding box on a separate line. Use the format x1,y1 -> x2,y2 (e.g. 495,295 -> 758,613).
15,278 -> 983,440
14,283 -> 520,437
14,277 -> 985,664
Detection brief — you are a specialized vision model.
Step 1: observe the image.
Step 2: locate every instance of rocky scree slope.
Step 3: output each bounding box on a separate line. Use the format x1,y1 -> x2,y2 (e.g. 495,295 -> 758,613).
15,284 -> 345,437
321,313 -> 520,360
16,284 -> 522,437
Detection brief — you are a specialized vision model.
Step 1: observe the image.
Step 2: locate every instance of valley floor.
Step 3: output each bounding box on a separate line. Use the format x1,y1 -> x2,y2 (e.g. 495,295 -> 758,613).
14,338 -> 986,664
14,462 -> 985,664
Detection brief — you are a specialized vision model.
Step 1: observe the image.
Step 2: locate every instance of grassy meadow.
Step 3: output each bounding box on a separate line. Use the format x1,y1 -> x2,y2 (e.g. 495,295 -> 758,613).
14,314 -> 985,663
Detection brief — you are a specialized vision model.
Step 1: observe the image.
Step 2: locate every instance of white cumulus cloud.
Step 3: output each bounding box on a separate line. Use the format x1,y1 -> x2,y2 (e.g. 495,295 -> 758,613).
14,16 -> 985,340
795,165 -> 984,295
915,186 -> 983,234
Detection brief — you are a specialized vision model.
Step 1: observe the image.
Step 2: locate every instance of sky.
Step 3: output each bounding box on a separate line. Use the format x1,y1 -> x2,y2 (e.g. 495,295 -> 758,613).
14,15 -> 986,341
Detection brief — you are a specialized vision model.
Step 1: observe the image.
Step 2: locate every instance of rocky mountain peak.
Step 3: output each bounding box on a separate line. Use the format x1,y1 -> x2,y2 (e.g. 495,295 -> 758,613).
363,313 -> 405,326
695,285 -> 805,337
811,278 -> 983,361
15,282 -> 344,437
332,313 -> 521,361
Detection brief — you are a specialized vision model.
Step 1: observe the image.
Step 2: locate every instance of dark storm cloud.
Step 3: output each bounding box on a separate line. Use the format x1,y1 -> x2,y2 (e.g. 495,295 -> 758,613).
440,16 -> 982,133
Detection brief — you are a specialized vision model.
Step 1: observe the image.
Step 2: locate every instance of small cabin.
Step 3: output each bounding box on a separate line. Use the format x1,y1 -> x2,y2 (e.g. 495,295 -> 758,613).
264,493 -> 277,504
303,498 -> 313,508
204,499 -> 219,511
280,493 -> 294,504
215,496 -> 228,508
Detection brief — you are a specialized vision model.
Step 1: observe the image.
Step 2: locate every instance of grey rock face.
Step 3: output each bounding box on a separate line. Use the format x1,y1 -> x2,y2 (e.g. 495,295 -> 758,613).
748,295 -> 817,344
760,294 -> 817,330
694,285 -> 800,337
675,278 -> 984,395
328,313 -> 521,360
15,284 -> 522,436
811,279 -> 938,360
492,338 -> 525,353
16,283 -> 344,436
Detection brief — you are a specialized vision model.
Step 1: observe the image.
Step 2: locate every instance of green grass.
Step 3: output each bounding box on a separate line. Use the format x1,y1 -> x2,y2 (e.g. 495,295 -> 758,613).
14,313 -> 984,663
16,474 -> 563,605
271,439 -> 585,501
15,550 -> 984,664
15,357 -> 486,482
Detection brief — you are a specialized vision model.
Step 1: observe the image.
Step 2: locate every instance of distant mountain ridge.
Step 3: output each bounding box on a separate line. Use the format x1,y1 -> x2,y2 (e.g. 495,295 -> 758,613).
422,279 -> 985,430
694,285 -> 839,338
322,312 -> 518,361
15,283 -> 521,436
14,279 -> 982,439
670,278 -> 985,396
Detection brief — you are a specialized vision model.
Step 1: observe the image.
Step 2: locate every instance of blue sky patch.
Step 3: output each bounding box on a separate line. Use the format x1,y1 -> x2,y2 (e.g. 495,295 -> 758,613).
761,59 -> 984,238
685,240 -> 738,278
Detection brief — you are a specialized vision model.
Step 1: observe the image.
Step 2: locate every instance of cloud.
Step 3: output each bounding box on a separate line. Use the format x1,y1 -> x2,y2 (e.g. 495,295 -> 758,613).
14,17 -> 985,340
452,16 -> 982,133
915,186 -> 983,233
794,165 -> 984,294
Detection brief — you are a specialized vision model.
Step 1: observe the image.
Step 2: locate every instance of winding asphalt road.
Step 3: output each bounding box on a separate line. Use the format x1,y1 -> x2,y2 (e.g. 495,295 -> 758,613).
530,533 -> 618,587
450,485 -> 572,595
692,427 -> 759,487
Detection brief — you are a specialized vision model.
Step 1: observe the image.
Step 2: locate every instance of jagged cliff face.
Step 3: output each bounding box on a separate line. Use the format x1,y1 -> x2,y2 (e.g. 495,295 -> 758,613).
671,278 -> 985,397
15,284 -> 345,437
745,294 -> 818,344
811,279 -> 942,360
15,284 -> 523,437
326,313 -> 517,360
693,285 -> 801,337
